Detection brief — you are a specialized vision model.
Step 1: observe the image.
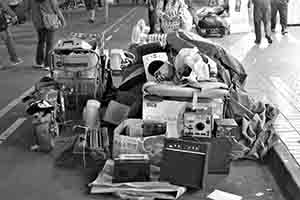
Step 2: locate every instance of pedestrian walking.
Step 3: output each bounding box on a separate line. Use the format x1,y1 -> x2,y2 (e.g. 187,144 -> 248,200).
147,0 -> 158,34
84,0 -> 96,23
155,0 -> 193,34
25,0 -> 66,70
0,1 -> 23,67
250,0 -> 273,44
271,0 -> 289,34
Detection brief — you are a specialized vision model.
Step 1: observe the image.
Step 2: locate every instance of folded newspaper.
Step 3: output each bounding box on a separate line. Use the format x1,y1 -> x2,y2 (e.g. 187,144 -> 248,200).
89,159 -> 186,200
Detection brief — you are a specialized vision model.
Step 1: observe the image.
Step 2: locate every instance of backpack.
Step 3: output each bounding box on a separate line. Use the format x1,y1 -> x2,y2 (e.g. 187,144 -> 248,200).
0,8 -> 8,32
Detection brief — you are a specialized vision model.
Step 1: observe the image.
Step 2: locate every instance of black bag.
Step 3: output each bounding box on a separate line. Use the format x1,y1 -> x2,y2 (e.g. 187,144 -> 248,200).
198,14 -> 228,29
0,8 -> 8,32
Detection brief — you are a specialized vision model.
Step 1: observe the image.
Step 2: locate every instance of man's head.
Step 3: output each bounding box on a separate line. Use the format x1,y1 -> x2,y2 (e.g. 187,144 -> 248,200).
148,60 -> 175,82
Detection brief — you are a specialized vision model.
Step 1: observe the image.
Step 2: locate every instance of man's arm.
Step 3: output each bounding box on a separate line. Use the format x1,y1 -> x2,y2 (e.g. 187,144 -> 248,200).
51,0 -> 66,27
0,1 -> 17,17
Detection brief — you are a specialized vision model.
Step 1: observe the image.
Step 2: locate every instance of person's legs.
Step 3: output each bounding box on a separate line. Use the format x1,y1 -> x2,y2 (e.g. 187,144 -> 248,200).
278,1 -> 288,34
148,9 -> 156,34
44,30 -> 55,67
263,6 -> 273,43
98,0 -> 102,7
88,9 -> 96,22
253,6 -> 262,43
1,29 -> 21,63
271,1 -> 278,31
36,29 -> 46,66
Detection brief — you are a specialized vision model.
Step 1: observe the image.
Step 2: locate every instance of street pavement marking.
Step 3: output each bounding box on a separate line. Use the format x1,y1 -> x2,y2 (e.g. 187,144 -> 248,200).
105,35 -> 112,41
0,117 -> 27,141
102,7 -> 138,35
0,86 -> 34,120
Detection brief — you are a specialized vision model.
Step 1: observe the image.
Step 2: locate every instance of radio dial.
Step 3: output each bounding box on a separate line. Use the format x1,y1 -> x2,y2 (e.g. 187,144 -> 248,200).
195,122 -> 205,131
206,118 -> 211,124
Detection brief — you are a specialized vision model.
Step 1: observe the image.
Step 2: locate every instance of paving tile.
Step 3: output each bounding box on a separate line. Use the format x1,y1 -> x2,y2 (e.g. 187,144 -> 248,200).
288,120 -> 300,124
278,132 -> 300,137
274,124 -> 293,128
289,150 -> 300,156
283,139 -> 300,143
276,129 -> 297,133
287,146 -> 300,151
280,135 -> 300,143
291,154 -> 300,159
280,135 -> 300,141
285,114 -> 300,119
295,159 -> 300,165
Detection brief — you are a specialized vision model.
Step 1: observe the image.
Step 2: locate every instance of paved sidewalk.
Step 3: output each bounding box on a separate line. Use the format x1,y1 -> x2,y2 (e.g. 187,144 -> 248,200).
212,26 -> 300,200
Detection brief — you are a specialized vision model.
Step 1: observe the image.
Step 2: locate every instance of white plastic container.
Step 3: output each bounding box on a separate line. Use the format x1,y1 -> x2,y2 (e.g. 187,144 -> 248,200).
110,49 -> 123,71
83,99 -> 101,129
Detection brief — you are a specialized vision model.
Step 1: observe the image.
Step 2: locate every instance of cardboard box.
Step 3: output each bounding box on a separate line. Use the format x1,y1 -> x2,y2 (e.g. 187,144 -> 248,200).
102,101 -> 130,125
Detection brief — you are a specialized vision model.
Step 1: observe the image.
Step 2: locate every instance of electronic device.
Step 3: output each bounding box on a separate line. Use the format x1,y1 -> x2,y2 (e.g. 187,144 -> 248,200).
142,120 -> 167,137
142,52 -> 169,82
214,118 -> 238,138
55,38 -> 92,51
113,154 -> 150,183
160,138 -> 210,189
183,106 -> 213,138
183,136 -> 233,174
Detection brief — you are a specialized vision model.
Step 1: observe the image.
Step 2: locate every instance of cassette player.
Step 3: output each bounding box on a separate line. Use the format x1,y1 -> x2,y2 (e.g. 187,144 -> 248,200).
113,154 -> 150,183
183,105 -> 213,138
214,118 -> 238,138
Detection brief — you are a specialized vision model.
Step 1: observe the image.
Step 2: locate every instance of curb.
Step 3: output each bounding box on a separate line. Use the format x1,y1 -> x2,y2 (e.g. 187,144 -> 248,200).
266,141 -> 300,200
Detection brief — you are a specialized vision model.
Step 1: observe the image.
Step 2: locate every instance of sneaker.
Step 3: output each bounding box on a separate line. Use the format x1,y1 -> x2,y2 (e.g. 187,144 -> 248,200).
32,64 -> 44,69
282,28 -> 288,35
88,19 -> 95,24
266,36 -> 273,44
43,66 -> 50,71
10,58 -> 23,66
30,144 -> 40,152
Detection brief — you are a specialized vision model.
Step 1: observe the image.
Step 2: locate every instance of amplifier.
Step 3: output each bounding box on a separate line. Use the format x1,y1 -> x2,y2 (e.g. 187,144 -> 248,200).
160,138 -> 210,189
183,137 -> 233,174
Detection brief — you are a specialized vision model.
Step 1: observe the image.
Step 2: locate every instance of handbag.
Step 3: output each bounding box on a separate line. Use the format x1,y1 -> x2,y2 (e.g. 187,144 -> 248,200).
0,8 -> 8,32
40,1 -> 61,31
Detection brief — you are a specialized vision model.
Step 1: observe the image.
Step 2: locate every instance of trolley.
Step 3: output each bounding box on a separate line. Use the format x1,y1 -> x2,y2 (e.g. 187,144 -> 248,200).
49,33 -> 111,123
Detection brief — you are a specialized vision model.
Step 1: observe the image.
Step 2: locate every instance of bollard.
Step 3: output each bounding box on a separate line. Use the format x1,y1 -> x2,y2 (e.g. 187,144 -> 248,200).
105,0 -> 114,23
